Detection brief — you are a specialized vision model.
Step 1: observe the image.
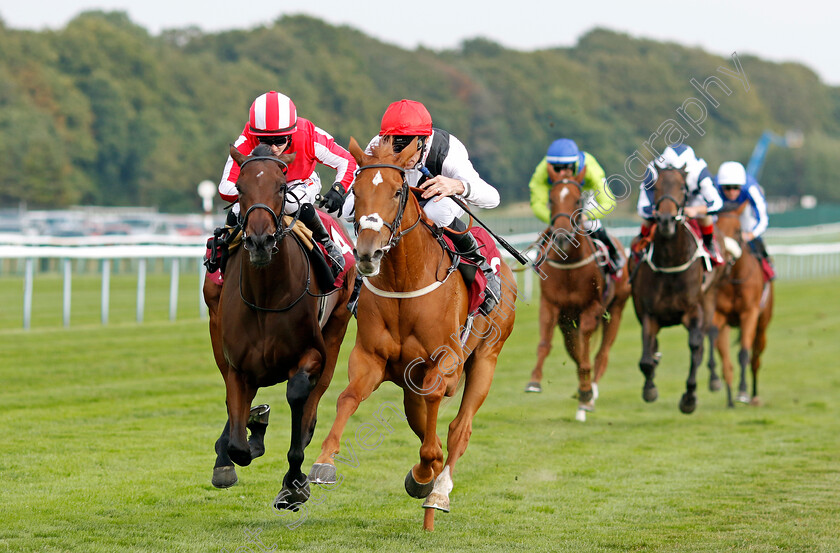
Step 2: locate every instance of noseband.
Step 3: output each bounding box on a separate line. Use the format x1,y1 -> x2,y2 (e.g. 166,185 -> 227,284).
237,156 -> 295,253
354,163 -> 421,251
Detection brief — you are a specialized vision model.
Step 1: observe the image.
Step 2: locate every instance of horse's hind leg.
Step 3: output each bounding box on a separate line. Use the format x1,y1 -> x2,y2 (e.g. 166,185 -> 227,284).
737,308 -> 760,404
750,311 -> 770,406
526,299 -> 559,393
593,296 -> 628,391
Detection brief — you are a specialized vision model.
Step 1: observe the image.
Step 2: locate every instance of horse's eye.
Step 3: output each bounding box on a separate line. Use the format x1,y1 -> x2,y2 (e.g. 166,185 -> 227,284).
394,189 -> 401,199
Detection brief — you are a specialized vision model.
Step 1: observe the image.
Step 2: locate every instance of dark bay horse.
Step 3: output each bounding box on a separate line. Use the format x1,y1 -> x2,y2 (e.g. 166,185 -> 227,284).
309,137 -> 516,530
202,145 -> 355,510
525,179 -> 631,421
630,167 -> 721,413
712,208 -> 774,406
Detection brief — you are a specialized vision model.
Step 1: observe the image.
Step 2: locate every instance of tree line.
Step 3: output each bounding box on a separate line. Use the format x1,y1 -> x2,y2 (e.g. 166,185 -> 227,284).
1,11 -> 837,212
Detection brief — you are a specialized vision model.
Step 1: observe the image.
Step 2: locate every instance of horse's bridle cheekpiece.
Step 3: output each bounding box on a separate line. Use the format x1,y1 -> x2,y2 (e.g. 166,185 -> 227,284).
354,163 -> 421,251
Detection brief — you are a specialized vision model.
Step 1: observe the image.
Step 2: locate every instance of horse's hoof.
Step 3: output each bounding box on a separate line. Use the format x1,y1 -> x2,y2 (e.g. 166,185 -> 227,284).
308,463 -> 338,485
578,388 -> 594,404
525,381 -> 542,393
679,393 -> 697,414
642,383 -> 658,403
736,393 -> 750,404
749,396 -> 762,407
709,375 -> 722,392
423,492 -> 450,512
273,480 -> 310,511
575,408 -> 587,422
592,382 -> 599,400
248,404 -> 271,426
405,469 -> 434,499
211,465 -> 238,488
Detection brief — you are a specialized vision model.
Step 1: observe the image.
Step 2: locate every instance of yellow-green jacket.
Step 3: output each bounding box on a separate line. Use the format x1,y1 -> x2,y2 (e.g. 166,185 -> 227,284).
528,152 -> 615,224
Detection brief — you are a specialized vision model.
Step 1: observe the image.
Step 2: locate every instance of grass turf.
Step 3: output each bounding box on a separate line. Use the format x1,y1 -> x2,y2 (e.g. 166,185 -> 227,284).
0,276 -> 838,552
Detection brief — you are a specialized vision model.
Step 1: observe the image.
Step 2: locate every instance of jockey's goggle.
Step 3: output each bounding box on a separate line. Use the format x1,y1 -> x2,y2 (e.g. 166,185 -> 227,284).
258,134 -> 291,147
391,135 -> 425,154
551,162 -> 576,173
720,185 -> 741,192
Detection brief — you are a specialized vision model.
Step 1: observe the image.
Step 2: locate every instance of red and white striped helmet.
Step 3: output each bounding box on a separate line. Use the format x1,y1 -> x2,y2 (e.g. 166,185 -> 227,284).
248,91 -> 297,136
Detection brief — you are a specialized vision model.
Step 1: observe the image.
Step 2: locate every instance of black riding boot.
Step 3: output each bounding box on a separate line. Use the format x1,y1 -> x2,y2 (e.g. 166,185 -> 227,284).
298,203 -> 344,278
445,227 -> 501,315
346,273 -> 364,317
592,225 -> 624,275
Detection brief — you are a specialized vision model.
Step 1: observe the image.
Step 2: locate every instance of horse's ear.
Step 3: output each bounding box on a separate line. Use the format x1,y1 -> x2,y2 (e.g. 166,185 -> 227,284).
230,144 -> 247,167
348,137 -> 366,165
279,152 -> 296,168
396,137 -> 419,165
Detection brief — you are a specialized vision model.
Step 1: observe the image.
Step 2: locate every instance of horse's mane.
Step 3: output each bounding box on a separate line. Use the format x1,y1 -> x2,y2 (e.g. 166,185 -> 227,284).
371,136 -> 396,160
252,144 -> 274,157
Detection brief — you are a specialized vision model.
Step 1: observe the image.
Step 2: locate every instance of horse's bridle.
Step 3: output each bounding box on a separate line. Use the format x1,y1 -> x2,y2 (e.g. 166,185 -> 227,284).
653,167 -> 688,222
237,156 -> 296,253
353,163 -> 422,252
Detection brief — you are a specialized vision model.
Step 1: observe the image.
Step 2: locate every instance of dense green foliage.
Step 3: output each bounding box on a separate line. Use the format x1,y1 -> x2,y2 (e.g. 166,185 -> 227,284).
1,12 -> 838,211
1,276 -> 839,551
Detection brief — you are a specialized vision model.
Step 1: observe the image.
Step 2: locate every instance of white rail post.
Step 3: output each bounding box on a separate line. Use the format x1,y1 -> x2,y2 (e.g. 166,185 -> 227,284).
63,258 -> 72,327
101,259 -> 111,325
169,258 -> 180,321
137,258 -> 147,323
23,258 -> 34,330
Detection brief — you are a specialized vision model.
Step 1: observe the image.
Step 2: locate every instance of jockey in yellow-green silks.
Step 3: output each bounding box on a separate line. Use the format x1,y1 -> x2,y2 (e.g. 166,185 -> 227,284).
528,138 -> 623,277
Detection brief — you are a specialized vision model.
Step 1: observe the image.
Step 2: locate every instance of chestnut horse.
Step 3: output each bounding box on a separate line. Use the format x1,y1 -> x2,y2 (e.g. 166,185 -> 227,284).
525,179 -> 631,421
629,167 -> 721,413
309,138 -> 516,530
712,208 -> 774,406
202,145 -> 355,511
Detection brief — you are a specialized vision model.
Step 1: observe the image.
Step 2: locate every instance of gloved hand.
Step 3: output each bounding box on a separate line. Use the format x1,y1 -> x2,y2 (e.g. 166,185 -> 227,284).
318,183 -> 345,214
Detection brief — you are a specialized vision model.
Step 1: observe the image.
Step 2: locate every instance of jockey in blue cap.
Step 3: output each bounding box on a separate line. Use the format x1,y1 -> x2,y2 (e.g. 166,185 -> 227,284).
529,138 -> 623,277
715,161 -> 775,280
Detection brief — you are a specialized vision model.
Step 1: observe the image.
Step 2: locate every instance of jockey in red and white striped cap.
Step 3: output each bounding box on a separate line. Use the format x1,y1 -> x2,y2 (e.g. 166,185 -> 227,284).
217,91 -> 357,276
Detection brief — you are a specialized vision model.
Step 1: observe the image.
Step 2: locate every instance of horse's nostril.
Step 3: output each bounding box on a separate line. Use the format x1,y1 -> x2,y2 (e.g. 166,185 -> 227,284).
372,249 -> 384,261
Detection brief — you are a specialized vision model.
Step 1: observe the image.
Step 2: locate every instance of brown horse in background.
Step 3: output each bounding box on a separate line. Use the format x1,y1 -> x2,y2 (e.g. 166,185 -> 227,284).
309,137 -> 516,531
713,207 -> 774,406
629,167 -> 721,413
202,145 -> 355,511
525,179 -> 631,421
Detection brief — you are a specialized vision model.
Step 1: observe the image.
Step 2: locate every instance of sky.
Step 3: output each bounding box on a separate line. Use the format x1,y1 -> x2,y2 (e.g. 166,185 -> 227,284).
1,0 -> 838,86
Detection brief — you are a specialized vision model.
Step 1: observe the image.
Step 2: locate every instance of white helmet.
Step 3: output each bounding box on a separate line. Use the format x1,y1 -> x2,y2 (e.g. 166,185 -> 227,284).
717,161 -> 747,186
654,144 -> 696,170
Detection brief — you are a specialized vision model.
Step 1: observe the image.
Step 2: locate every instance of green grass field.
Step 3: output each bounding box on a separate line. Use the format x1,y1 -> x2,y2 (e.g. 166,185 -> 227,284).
1,276 -> 838,552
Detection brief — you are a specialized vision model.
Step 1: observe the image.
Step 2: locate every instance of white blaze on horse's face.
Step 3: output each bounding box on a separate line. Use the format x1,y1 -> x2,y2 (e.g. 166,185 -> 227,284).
256,170 -> 264,178
558,187 -> 569,203
372,171 -> 383,186
359,214 -> 384,232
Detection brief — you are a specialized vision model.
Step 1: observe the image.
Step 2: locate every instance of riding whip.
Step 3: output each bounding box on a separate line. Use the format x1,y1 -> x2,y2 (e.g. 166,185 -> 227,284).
419,166 -> 530,265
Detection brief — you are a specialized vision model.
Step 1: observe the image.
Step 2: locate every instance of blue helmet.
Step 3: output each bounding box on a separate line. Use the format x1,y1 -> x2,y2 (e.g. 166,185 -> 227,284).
547,138 -> 580,165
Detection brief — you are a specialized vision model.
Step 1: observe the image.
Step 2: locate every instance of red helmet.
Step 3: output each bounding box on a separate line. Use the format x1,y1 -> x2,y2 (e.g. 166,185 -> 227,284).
379,99 -> 432,136
249,91 -> 297,136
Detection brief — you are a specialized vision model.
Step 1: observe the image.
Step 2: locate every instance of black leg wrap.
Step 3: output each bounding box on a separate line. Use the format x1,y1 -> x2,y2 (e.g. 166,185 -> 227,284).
347,273 -> 363,317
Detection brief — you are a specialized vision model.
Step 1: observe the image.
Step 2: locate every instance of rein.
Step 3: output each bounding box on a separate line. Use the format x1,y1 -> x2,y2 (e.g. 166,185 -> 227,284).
643,220 -> 709,274
355,162 -> 457,299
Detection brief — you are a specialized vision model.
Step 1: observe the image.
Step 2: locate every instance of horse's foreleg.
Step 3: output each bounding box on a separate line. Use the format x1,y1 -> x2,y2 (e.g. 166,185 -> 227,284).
224,369 -> 257,467
312,349 -> 385,481
639,316 -> 660,402
274,355 -> 321,512
211,419 -> 238,488
412,381 -> 445,492
717,323 -> 734,408
737,308 -> 760,404
680,312 -> 704,414
706,323 -> 721,391
527,298 -> 559,392
750,317 -> 769,406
